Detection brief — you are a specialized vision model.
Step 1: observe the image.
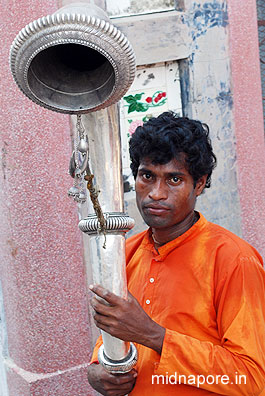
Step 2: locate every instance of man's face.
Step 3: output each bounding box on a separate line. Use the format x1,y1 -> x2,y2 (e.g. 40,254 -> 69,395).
135,157 -> 206,230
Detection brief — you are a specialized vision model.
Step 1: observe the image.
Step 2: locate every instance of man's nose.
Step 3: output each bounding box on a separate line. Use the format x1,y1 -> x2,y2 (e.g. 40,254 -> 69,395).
148,180 -> 168,200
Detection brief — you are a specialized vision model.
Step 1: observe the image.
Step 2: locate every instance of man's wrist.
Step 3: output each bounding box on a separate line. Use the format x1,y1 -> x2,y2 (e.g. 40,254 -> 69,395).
144,320 -> 166,355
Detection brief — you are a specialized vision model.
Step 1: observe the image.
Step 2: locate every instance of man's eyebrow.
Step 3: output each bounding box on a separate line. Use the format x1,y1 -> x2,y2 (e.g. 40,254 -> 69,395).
138,167 -> 153,173
138,168 -> 186,177
167,171 -> 186,177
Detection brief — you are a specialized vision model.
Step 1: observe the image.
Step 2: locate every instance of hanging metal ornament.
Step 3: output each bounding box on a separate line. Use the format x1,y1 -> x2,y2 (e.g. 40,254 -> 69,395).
68,114 -> 88,204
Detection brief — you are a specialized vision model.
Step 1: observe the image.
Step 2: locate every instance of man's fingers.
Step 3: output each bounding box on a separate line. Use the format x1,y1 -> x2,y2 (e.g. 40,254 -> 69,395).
87,363 -> 137,396
89,284 -> 121,305
91,297 -> 111,315
93,313 -> 112,328
106,371 -> 137,386
93,320 -> 114,335
101,369 -> 137,395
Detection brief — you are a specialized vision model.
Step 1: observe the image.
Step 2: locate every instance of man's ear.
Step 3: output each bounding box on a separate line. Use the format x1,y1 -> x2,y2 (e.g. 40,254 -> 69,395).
195,175 -> 208,196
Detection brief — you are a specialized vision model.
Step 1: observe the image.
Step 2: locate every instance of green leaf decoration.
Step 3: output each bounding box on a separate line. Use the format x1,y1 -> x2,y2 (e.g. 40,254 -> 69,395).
128,103 -> 137,113
157,99 -> 167,106
124,95 -> 136,104
134,93 -> 145,100
135,102 -> 149,112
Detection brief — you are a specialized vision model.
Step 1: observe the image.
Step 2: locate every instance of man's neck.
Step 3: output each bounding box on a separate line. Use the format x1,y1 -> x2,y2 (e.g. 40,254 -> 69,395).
151,211 -> 199,247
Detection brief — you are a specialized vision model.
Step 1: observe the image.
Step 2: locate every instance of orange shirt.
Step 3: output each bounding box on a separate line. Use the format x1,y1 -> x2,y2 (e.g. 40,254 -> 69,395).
91,213 -> 265,395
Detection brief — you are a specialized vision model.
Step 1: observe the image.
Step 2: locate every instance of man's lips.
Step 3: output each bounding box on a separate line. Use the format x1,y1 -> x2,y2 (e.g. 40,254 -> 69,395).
143,204 -> 171,215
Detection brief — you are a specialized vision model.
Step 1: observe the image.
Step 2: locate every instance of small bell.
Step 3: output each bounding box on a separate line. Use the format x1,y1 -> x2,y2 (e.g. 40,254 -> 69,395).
74,191 -> 86,203
77,139 -> 89,153
75,168 -> 82,178
68,186 -> 79,197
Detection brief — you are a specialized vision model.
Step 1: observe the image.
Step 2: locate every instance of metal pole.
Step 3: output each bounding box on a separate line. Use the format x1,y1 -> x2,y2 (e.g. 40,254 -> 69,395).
78,106 -> 137,372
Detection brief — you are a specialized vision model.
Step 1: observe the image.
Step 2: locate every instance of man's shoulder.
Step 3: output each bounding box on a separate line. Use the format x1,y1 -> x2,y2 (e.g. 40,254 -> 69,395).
206,222 -> 265,308
206,220 -> 255,250
204,219 -> 263,267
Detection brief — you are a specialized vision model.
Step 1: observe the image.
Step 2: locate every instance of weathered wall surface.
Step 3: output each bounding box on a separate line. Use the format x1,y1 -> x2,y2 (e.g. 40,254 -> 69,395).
227,0 -> 265,258
186,0 -> 265,259
181,0 -> 242,236
0,1 -> 95,395
0,282 -> 9,396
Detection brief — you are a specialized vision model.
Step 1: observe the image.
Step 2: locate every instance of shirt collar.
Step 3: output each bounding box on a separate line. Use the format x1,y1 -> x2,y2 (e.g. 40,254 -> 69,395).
140,212 -> 208,260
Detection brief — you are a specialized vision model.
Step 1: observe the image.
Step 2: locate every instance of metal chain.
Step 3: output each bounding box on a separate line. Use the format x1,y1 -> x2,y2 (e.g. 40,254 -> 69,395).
68,114 -> 107,247
73,116 -> 80,189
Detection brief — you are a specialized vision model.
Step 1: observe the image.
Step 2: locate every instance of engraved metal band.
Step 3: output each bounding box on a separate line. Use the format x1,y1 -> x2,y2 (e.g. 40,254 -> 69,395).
78,212 -> 135,235
98,343 -> 138,374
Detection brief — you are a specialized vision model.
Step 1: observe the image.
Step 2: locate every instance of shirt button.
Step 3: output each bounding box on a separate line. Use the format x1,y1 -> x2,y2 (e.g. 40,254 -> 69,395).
150,278 -> 155,283
146,299 -> 151,305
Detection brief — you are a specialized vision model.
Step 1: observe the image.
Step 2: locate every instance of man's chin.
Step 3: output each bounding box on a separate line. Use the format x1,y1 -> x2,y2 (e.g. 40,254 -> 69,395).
142,215 -> 170,229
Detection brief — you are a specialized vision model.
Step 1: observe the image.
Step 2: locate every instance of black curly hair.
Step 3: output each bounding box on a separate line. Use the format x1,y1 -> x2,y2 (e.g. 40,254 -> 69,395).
129,112 -> 217,188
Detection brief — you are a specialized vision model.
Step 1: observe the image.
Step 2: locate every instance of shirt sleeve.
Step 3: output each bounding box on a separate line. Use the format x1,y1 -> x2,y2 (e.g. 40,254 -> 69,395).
154,255 -> 265,395
90,335 -> 103,364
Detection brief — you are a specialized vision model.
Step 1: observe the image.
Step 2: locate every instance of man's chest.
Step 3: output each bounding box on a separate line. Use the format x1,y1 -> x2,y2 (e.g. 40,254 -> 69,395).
127,247 -> 219,343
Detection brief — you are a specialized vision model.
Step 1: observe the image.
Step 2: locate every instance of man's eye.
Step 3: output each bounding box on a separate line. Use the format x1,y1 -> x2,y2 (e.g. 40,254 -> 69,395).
142,173 -> 152,180
169,176 -> 180,184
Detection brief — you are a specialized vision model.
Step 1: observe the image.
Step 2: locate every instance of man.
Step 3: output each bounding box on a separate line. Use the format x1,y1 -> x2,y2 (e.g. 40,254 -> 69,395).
87,112 -> 265,395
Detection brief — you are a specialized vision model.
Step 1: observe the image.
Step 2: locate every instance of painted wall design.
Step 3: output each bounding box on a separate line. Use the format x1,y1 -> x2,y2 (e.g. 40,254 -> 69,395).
119,62 -> 183,236
120,61 -> 182,175
187,1 -> 228,40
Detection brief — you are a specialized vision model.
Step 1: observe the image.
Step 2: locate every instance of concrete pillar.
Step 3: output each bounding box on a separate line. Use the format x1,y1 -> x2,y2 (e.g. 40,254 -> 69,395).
0,1 -> 95,395
227,0 -> 265,259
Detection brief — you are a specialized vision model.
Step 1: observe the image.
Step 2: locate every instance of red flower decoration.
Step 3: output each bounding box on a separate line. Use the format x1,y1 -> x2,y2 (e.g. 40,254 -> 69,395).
145,97 -> 152,103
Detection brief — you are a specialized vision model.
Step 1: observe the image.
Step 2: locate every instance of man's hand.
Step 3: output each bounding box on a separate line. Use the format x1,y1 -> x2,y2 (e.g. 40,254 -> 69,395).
89,284 -> 165,354
87,363 -> 137,396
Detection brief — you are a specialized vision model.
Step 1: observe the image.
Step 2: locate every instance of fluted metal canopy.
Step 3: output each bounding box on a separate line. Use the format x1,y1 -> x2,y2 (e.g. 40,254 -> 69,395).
9,3 -> 136,114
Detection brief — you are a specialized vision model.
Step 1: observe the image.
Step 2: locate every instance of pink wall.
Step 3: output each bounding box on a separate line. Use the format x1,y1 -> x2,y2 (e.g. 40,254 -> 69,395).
227,0 -> 265,259
0,1 -> 94,394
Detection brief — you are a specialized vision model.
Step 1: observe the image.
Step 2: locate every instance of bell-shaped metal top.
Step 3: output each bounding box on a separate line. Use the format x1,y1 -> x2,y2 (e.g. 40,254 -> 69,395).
10,3 -> 136,114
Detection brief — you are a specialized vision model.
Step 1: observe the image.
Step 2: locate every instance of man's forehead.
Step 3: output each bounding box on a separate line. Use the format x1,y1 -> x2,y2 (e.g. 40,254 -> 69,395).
139,156 -> 188,172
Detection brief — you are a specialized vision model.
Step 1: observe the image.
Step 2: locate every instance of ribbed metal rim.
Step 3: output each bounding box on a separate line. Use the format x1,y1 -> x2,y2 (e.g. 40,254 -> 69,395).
79,212 -> 135,234
9,13 -> 136,114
